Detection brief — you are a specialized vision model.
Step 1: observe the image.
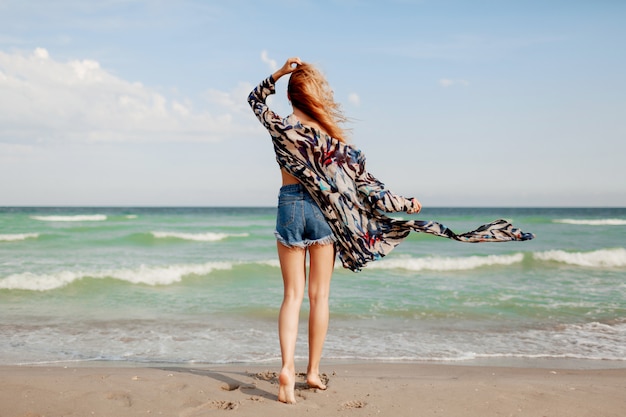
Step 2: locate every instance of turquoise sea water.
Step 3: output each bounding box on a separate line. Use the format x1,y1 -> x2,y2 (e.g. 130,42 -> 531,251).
1,207 -> 625,366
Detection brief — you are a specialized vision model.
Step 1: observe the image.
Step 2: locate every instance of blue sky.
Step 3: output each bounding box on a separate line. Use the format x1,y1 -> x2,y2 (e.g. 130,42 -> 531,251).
1,0 -> 624,207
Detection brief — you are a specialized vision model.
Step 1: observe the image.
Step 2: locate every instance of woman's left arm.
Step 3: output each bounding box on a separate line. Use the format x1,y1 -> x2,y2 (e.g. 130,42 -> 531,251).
354,157 -> 421,214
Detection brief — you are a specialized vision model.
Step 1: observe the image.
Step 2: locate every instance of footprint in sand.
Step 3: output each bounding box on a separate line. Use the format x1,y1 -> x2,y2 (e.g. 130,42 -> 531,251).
252,371 -> 278,382
221,382 -> 256,391
341,400 -> 367,409
106,391 -> 132,407
180,400 -> 240,417
252,370 -> 330,388
207,400 -> 239,410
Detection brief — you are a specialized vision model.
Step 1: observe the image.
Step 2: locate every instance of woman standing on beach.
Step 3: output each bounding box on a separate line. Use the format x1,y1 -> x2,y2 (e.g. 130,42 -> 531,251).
249,57 -> 531,404
248,57 -> 422,404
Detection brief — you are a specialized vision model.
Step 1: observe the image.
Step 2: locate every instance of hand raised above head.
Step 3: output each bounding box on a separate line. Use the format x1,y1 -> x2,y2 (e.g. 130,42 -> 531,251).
273,57 -> 302,80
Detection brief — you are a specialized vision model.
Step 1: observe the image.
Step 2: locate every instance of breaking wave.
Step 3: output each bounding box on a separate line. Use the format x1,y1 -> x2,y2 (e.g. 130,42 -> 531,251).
0,233 -> 39,242
533,248 -> 626,268
151,231 -> 248,242
554,218 -> 626,226
0,262 -> 233,291
30,215 -> 108,222
368,253 -> 525,271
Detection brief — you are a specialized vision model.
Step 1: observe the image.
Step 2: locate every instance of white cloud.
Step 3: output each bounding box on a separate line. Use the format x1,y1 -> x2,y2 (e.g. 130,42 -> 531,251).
348,92 -> 360,106
439,78 -> 469,87
204,81 -> 254,114
33,47 -> 49,59
0,48 -> 254,144
260,50 -> 277,71
0,142 -> 35,155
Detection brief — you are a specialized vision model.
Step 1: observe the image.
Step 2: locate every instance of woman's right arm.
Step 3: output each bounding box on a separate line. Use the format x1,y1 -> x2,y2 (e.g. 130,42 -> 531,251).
247,76 -> 278,130
272,57 -> 301,82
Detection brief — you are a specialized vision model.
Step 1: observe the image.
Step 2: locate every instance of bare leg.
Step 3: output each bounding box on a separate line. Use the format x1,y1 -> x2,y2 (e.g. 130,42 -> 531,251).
306,243 -> 335,390
276,242 -> 306,404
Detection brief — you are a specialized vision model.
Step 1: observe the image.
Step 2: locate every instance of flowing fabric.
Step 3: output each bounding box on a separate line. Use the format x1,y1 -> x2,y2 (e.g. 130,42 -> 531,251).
249,76 -> 535,272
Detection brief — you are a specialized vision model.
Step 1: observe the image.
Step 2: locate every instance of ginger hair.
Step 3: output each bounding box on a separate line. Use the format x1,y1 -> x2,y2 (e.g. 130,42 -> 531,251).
287,63 -> 348,143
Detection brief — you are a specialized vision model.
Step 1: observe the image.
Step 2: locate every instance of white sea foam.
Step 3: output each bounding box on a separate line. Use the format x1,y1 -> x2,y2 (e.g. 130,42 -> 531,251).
368,253 -> 525,271
0,233 -> 39,242
256,259 -> 281,268
533,248 -> 626,268
151,231 -> 248,241
30,215 -> 107,222
554,218 -> 626,226
0,262 -> 233,291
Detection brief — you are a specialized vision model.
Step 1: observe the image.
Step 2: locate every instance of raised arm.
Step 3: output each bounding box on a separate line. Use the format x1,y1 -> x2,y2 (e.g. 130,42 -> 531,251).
272,57 -> 301,82
247,57 -> 302,134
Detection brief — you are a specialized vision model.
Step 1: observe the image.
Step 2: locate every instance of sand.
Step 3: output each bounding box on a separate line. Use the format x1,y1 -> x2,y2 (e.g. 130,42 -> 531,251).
1,362 -> 624,417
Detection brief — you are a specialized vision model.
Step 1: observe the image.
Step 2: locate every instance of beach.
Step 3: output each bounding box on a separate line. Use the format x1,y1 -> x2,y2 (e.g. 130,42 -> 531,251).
1,207 -> 625,415
2,362 -> 625,417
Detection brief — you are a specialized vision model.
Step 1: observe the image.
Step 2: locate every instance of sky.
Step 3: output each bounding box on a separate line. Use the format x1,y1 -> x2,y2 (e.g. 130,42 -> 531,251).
0,0 -> 624,207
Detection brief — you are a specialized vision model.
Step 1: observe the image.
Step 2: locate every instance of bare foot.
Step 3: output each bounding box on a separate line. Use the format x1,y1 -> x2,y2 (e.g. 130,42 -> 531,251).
306,373 -> 327,390
277,369 -> 296,404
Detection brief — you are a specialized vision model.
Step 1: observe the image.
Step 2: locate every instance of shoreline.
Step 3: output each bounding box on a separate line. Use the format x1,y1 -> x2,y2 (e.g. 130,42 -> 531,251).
2,361 -> 624,417
5,355 -> 626,370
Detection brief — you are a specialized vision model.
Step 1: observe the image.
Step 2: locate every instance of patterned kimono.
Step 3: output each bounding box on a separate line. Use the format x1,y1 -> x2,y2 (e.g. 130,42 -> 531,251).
248,76 -> 534,272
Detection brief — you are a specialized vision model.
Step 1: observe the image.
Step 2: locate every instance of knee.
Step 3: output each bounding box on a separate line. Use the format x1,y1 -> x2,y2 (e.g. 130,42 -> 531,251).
283,289 -> 304,305
308,288 -> 330,306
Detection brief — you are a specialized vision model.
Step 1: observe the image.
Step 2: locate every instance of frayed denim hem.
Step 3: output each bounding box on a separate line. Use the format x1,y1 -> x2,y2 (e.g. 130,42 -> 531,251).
274,231 -> 336,248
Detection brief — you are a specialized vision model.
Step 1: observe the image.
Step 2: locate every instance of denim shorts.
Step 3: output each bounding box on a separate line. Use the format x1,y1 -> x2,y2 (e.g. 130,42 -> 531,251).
275,184 -> 335,248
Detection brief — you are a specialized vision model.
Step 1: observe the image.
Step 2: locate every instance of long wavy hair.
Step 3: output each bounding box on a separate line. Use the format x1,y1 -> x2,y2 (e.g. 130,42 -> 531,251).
287,63 -> 348,143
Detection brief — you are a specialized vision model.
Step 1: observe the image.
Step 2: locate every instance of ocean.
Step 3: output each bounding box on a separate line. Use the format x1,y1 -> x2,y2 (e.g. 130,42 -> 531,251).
1,206 -> 624,367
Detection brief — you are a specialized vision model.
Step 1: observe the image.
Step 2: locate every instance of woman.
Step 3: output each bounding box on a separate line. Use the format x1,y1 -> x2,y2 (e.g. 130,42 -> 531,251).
248,57 -> 422,404
248,57 -> 533,404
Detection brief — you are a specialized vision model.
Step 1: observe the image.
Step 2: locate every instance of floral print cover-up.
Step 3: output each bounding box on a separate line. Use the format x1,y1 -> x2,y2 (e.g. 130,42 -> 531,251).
248,76 -> 535,272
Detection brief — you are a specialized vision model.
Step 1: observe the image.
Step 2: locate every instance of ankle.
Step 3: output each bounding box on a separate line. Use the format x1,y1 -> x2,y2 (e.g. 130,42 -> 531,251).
281,364 -> 295,374
307,364 -> 320,375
